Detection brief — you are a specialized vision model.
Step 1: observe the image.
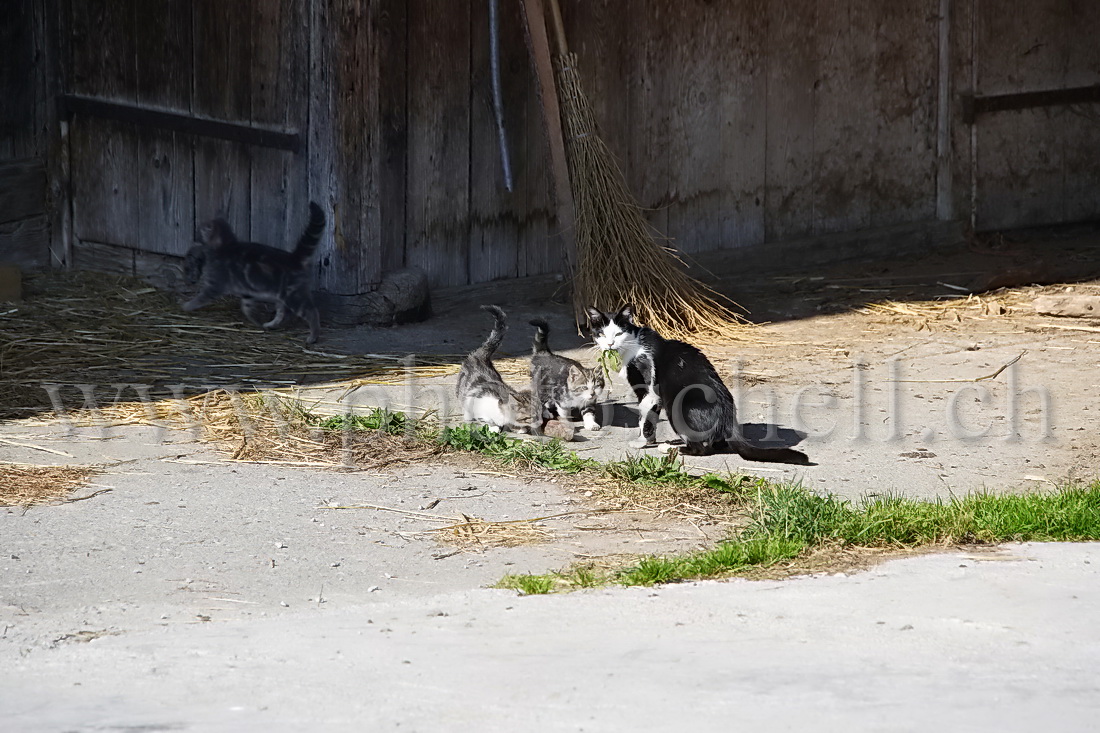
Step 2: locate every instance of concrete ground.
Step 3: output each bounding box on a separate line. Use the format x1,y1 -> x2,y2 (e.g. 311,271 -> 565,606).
4,237 -> 1100,730
2,439 -> 1099,732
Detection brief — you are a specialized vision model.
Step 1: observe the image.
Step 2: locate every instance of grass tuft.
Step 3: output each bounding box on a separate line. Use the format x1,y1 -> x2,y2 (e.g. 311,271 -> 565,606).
497,573 -> 556,595
311,407 -> 1100,591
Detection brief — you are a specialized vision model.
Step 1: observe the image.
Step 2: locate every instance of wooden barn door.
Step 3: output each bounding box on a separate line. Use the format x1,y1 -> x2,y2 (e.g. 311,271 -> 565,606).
970,0 -> 1100,231
63,0 -> 309,287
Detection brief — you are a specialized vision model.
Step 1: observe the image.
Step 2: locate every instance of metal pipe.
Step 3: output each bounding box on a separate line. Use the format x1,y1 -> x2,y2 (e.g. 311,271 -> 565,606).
489,0 -> 514,192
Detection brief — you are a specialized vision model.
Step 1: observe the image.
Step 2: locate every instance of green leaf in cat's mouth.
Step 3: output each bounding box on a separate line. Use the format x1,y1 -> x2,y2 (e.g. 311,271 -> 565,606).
597,349 -> 622,379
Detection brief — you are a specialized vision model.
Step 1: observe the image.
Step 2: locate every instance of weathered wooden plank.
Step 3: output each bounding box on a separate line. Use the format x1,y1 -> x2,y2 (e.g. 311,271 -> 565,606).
517,0 -> 565,280
378,0 -> 409,274
71,239 -> 134,276
0,215 -> 50,269
627,0 -> 670,237
869,0 -> 938,227
404,0 -> 471,288
310,0 -> 382,296
468,0 -> 521,284
1061,0 -> 1100,222
0,0 -> 37,161
974,0 -> 1068,229
514,0 -> 553,280
665,0 -> 722,255
249,0 -> 310,253
566,0 -> 631,176
947,0 -> 976,225
192,0 -> 252,239
0,160 -> 46,224
665,0 -> 766,255
812,0 -> 875,235
68,0 -> 140,250
70,117 -> 141,248
764,0 -> 817,241
134,0 -> 193,256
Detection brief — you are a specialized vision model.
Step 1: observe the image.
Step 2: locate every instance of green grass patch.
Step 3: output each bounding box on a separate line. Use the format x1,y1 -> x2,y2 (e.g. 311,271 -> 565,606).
497,573 -> 556,595
310,407 -> 1100,591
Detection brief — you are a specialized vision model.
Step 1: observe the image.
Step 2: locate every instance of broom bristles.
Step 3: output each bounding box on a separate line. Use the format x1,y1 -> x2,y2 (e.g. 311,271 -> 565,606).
554,53 -> 750,342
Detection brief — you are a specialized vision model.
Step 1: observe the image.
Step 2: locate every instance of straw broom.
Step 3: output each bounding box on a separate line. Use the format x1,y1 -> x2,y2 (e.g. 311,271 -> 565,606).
542,0 -> 749,341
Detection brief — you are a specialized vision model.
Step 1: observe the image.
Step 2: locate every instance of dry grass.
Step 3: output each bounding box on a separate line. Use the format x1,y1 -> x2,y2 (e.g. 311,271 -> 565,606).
433,514 -> 555,548
0,271 -> 476,421
84,389 -> 445,470
0,463 -> 98,507
554,53 -> 751,343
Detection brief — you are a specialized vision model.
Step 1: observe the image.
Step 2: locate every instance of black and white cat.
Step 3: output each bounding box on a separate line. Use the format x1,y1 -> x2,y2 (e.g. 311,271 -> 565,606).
456,305 -> 534,432
529,319 -> 606,431
586,305 -> 808,463
183,202 -> 326,344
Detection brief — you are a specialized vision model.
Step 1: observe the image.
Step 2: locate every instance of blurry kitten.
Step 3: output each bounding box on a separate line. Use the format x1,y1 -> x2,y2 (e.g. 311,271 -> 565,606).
183,202 -> 325,344
529,319 -> 605,431
456,305 -> 534,432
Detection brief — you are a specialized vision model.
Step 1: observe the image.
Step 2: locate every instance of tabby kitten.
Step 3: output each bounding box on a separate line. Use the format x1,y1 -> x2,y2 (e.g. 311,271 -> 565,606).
456,305 -> 534,432
586,305 -> 808,463
529,319 -> 605,431
183,202 -> 326,344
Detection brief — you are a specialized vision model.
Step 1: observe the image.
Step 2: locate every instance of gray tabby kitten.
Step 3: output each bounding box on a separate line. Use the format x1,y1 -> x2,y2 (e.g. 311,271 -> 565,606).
529,319 -> 606,431
456,305 -> 534,432
183,202 -> 326,344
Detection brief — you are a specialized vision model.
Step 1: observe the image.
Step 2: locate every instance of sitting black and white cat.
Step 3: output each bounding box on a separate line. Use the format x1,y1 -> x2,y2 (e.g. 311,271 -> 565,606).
529,319 -> 606,431
586,305 -> 808,463
183,202 -> 326,344
456,305 -> 534,432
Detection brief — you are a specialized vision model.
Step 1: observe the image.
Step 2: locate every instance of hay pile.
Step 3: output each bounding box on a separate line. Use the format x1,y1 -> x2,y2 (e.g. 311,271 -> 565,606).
858,292 -> 1019,331
0,463 -> 97,507
433,514 -> 554,548
0,271 -> 499,420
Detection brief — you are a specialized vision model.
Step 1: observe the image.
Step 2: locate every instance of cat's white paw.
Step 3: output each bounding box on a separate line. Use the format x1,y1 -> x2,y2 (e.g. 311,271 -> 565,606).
582,416 -> 601,431
628,437 -> 652,449
487,425 -> 502,433
656,443 -> 674,454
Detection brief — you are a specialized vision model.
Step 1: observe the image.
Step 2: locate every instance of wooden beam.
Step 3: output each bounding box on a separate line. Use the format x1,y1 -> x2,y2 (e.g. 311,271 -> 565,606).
961,84 -> 1100,124
60,94 -> 302,152
519,0 -> 576,275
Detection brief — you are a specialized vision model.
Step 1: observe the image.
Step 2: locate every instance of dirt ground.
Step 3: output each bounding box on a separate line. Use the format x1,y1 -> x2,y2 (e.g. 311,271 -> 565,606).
3,227 -> 1100,729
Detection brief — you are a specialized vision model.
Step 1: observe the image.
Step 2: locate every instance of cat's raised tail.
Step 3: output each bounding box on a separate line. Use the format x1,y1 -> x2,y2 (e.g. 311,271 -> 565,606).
474,305 -> 508,360
529,318 -> 551,354
292,202 -> 327,263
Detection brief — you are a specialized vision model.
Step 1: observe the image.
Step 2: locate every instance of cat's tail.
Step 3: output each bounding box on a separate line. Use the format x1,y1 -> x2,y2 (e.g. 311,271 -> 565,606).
727,440 -> 811,465
474,305 -> 508,359
529,318 -> 551,354
292,202 -> 326,263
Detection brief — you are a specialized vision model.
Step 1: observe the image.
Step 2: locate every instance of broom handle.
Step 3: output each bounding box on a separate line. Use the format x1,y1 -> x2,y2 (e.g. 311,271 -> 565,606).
546,0 -> 569,56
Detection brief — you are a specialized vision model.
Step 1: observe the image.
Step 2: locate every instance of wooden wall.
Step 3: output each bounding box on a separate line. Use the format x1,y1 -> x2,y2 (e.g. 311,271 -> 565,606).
64,0 -> 312,290
0,0 -> 51,269
6,0 -> 1100,295
972,0 -> 1100,230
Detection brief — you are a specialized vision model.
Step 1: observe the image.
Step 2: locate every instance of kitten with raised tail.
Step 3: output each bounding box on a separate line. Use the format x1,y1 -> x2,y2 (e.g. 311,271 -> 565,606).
586,305 -> 809,463
456,305 -> 534,432
183,202 -> 326,344
529,319 -> 605,431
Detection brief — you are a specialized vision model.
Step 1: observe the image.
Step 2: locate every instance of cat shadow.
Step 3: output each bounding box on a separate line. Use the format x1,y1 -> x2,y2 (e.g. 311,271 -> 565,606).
598,402 -> 645,429
738,423 -> 808,450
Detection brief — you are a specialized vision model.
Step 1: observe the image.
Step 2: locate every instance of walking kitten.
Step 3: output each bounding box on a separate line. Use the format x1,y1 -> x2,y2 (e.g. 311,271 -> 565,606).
456,305 -> 534,432
586,305 -> 808,463
529,319 -> 605,431
183,202 -> 326,344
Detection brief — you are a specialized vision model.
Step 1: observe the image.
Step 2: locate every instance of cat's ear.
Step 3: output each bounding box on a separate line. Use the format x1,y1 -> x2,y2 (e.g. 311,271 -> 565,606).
585,307 -> 606,327
616,305 -> 637,325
